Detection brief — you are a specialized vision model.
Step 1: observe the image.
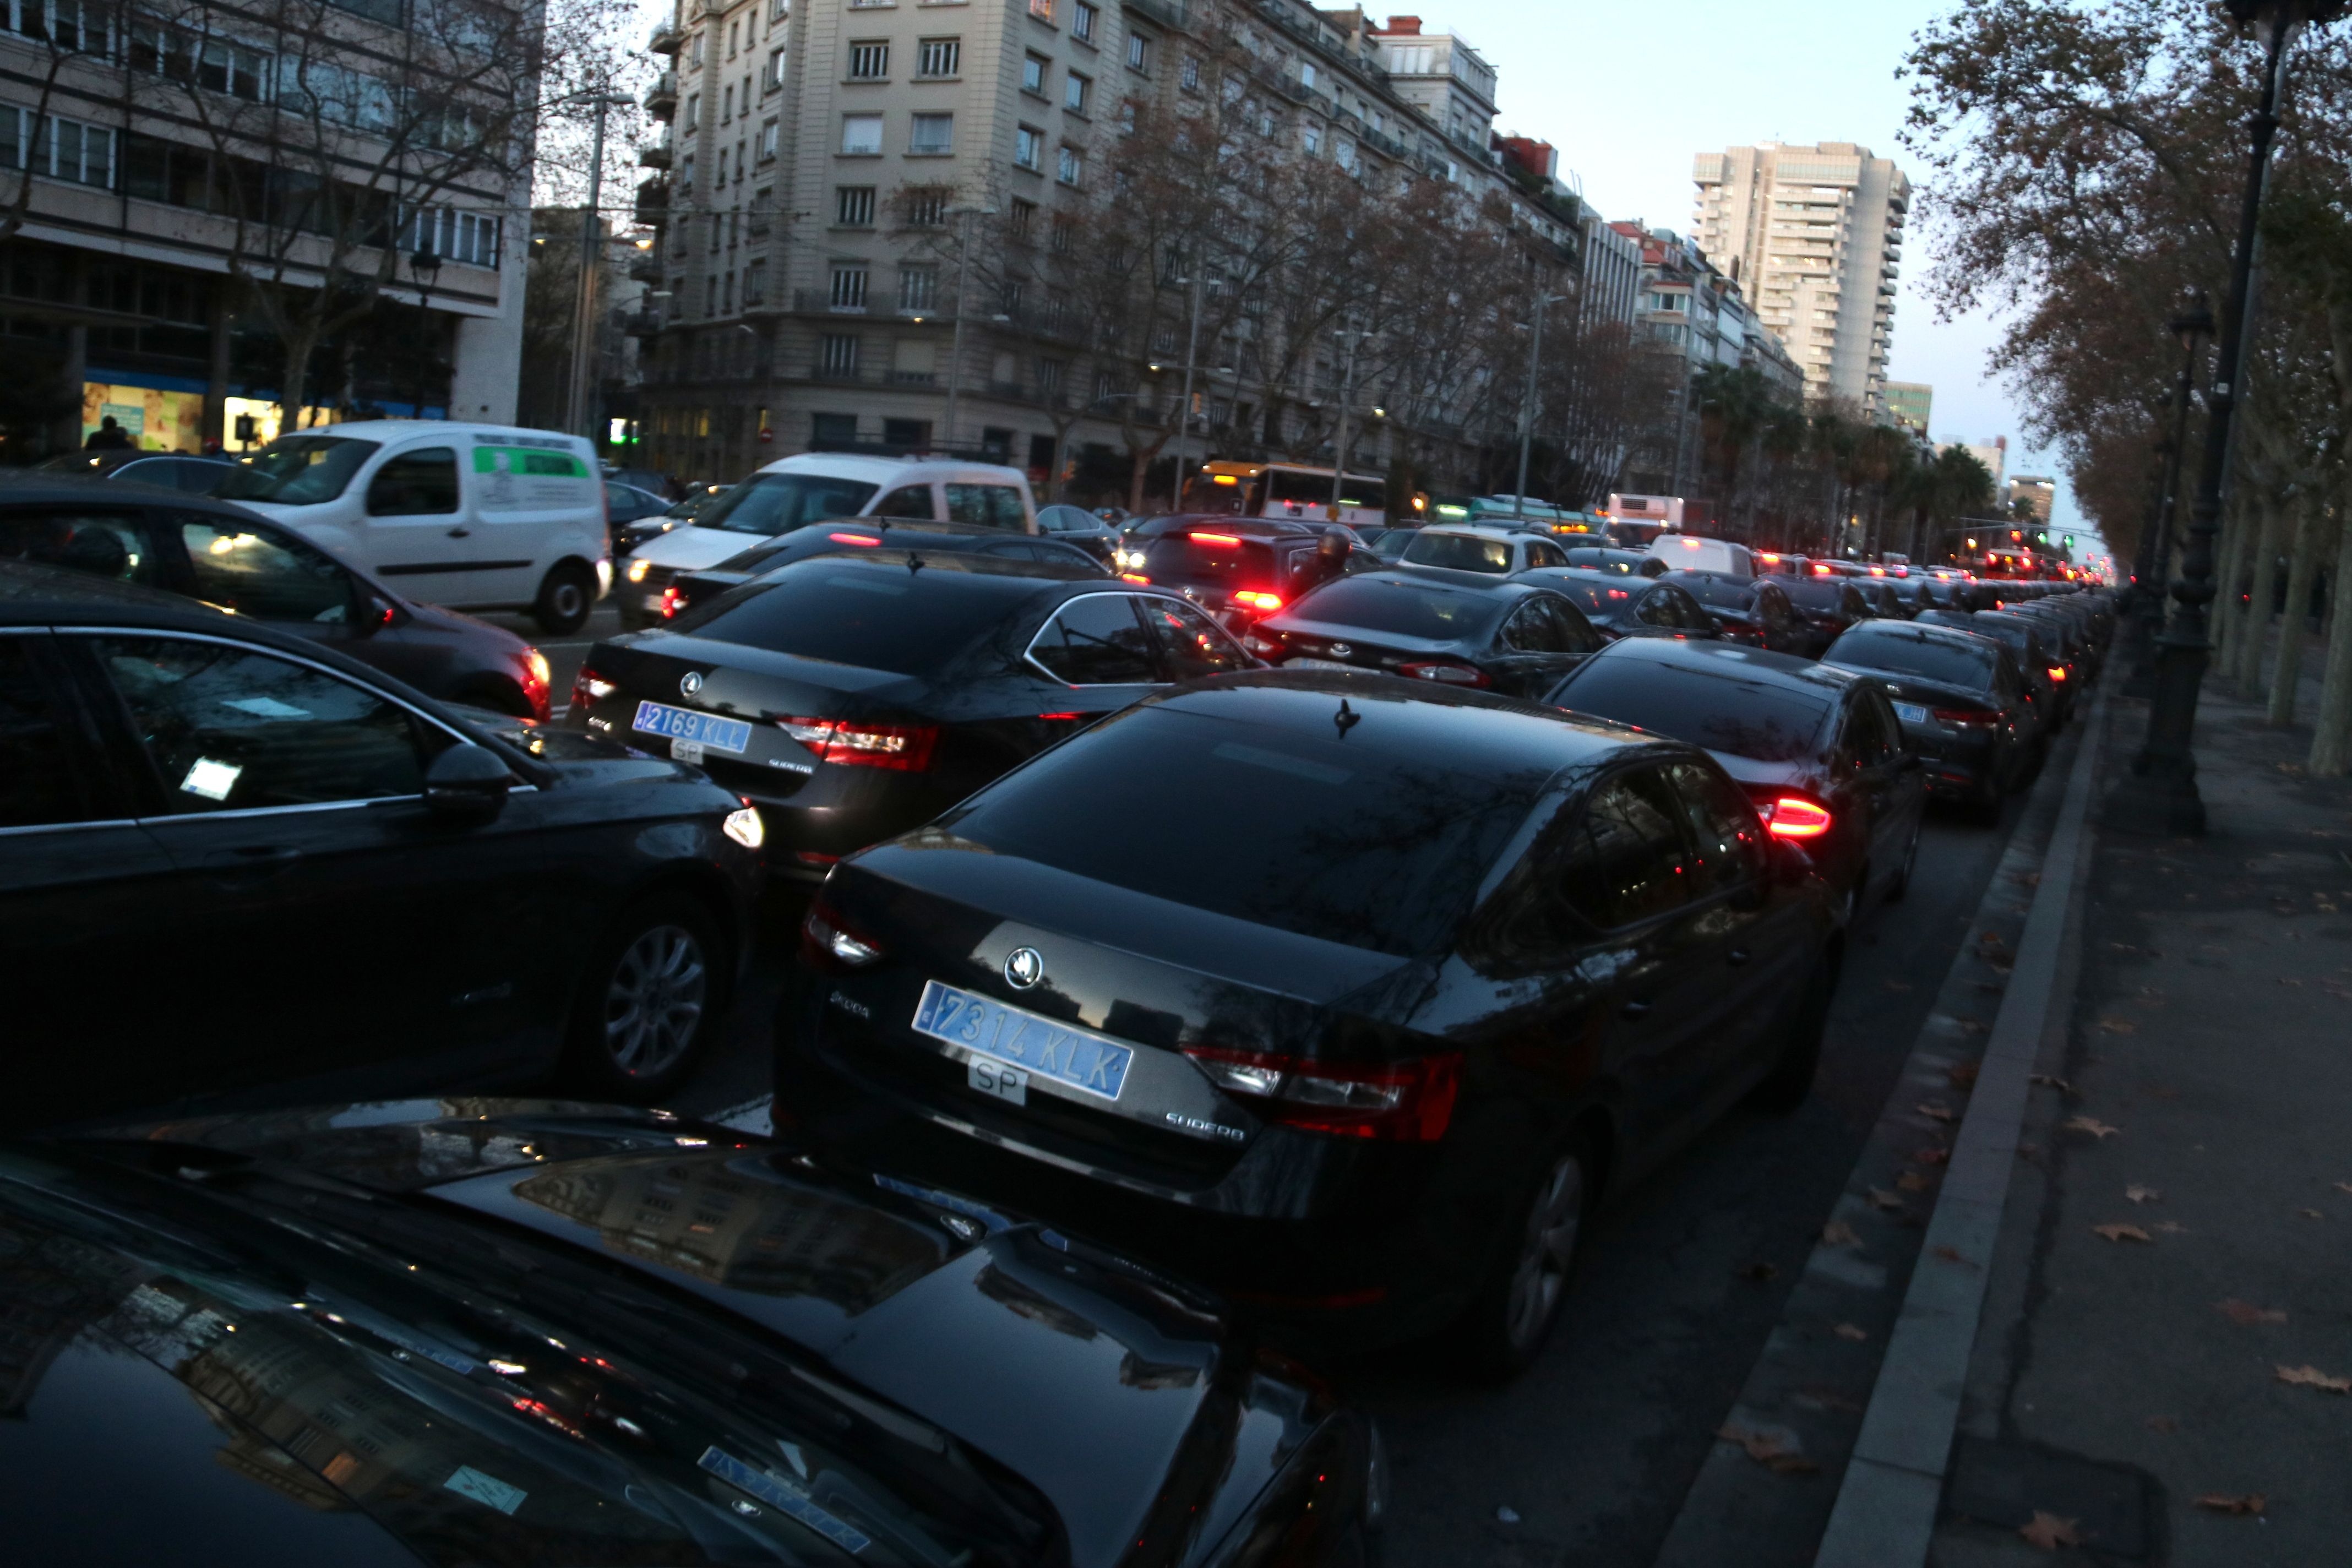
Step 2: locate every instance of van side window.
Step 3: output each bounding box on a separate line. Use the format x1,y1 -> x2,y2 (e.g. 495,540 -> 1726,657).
947,483 -> 1027,532
366,449 -> 460,516
871,485 -> 937,520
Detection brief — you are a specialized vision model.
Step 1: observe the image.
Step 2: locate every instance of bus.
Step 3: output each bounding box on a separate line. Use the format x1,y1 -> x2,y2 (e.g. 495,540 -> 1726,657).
1603,494 -> 1712,547
1197,461 -> 1394,530
1465,497 -> 1611,537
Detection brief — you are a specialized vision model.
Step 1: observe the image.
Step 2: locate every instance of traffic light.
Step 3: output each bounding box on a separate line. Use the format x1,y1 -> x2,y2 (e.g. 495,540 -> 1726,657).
2064,534 -> 2074,549
2011,530 -> 2023,542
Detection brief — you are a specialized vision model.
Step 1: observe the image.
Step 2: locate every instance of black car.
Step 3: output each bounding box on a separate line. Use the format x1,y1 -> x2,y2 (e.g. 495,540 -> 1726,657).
0,1102 -> 1379,1567
1116,515 -> 1355,628
568,554 -> 1255,878
777,672 -> 1839,1375
1778,575 -> 1878,657
1245,569 -> 1603,696
1359,527 -> 1418,564
1661,570 -> 1809,655
36,449 -> 238,492
0,474 -> 554,719
1858,579 -> 1912,620
1526,567 -> 1722,643
661,520 -> 1106,621
1,563 -> 764,1125
1922,609 -> 2067,729
1562,545 -> 1664,578
1822,620 -> 2035,819
1546,639 -> 1925,921
1035,503 -> 1121,564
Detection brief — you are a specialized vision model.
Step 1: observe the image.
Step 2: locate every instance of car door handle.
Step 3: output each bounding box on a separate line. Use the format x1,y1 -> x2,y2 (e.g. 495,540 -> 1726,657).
447,526 -> 472,538
1727,949 -> 1752,967
1620,999 -> 1654,1019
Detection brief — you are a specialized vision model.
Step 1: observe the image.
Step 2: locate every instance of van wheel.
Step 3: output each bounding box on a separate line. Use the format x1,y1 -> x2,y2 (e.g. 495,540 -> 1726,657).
533,561 -> 596,636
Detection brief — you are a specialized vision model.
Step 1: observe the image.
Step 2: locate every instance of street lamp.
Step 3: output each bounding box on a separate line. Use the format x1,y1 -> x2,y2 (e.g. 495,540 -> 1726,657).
2110,0 -> 2343,834
1511,290 -> 1564,523
408,248 -> 443,417
2124,289 -> 2215,686
568,89 -> 638,441
1328,326 -> 1372,520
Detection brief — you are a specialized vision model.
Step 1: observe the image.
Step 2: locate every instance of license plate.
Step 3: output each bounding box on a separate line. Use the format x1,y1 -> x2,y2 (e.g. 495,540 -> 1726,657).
968,1057 -> 1028,1104
1893,703 -> 1929,724
1286,657 -> 1359,671
911,981 -> 1134,1102
632,700 -> 752,754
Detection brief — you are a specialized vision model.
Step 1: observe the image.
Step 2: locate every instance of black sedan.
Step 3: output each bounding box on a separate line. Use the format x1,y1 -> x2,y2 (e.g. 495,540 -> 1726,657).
1920,609 -> 2067,728
1662,570 -> 1809,655
1036,503 -> 1122,564
1117,516 -> 1354,629
1779,575 -> 1879,656
0,473 -> 552,718
1562,546 -> 1663,577
1,563 -> 764,1127
1245,569 -> 1603,696
35,449 -> 238,492
661,521 -> 1105,620
1822,620 -> 2037,819
1546,639 -> 1925,921
776,672 -> 1839,1375
0,1102 -> 1379,1567
1526,568 -> 1722,643
568,554 -> 1254,878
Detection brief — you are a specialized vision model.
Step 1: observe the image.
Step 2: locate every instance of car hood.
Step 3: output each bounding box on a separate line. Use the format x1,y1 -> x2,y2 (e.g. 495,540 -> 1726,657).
631,525 -> 789,573
46,1102 -> 1330,1568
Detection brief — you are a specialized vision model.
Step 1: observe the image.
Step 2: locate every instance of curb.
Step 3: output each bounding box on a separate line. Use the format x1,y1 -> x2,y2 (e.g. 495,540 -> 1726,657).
1809,686 -> 2108,1566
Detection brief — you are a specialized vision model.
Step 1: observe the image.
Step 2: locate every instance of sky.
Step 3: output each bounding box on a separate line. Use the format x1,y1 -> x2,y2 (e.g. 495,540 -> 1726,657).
1452,0 -> 2101,561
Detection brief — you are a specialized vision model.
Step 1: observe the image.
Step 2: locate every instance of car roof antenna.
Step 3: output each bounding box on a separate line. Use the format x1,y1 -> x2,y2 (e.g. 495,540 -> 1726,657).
1334,698 -> 1360,738
905,550 -> 925,575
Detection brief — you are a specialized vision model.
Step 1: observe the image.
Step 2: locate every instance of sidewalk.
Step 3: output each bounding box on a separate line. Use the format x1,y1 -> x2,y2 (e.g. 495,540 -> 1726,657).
1923,681 -> 2352,1563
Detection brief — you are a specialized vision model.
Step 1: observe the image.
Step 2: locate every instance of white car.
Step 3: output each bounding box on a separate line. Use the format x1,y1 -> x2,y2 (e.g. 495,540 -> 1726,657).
217,421 -> 611,633
1646,533 -> 1756,579
616,452 -> 1036,627
1393,524 -> 1577,576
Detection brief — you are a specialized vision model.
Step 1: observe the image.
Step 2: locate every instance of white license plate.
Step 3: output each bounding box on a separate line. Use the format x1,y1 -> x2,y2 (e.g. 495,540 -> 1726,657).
1286,657 -> 1360,671
1893,703 -> 1929,724
968,1057 -> 1028,1105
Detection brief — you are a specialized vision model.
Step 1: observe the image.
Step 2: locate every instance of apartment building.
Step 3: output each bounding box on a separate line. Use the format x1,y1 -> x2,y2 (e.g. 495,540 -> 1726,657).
1690,141 -> 1908,418
2008,473 -> 2053,524
1614,221 -> 1797,495
1883,378 -> 1931,437
1578,211 -> 1639,331
629,0 -> 1593,494
0,0 -> 530,459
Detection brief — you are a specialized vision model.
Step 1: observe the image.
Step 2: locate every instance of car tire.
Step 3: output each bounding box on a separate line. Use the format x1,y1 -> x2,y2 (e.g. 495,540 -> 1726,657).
1884,822 -> 1920,902
1751,951 -> 1836,1113
564,894 -> 728,1102
1453,1134 -> 1593,1381
533,560 -> 597,636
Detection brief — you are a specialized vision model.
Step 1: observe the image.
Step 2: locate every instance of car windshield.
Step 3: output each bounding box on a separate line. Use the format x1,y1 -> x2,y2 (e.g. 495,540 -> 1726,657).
943,705 -> 1538,955
670,558 -> 1029,675
1544,578 -> 1638,617
1400,532 -> 1512,574
1285,575 -> 1502,641
1035,505 -> 1098,535
1672,576 -> 1754,610
694,473 -> 883,535
1137,529 -> 1284,586
213,437 -> 383,505
1553,658 -> 1832,763
1830,628 -> 1998,688
1967,618 -> 2043,659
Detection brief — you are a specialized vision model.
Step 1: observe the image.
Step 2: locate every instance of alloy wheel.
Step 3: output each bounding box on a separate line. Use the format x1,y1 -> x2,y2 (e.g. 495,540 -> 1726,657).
1504,1153 -> 1586,1354
550,580 -> 586,620
602,924 -> 707,1079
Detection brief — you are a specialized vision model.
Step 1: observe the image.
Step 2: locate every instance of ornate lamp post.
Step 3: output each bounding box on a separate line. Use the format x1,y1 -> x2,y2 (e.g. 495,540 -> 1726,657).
2108,0 -> 2342,835
2124,289 -> 2214,692
409,248 -> 443,417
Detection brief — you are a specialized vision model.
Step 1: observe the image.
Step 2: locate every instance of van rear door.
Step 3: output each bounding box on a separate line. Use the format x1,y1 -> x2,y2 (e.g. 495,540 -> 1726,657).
470,434 -> 601,605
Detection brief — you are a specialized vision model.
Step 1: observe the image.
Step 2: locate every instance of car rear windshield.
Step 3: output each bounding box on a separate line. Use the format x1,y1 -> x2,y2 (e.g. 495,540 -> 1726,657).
1672,576 -> 1754,610
694,472 -> 883,535
944,707 -> 1538,955
1553,658 -> 1832,763
1781,579 -> 1852,611
1830,628 -> 1997,688
1400,532 -> 1512,573
1545,578 -> 1639,616
214,436 -> 383,505
669,560 -> 1025,674
1137,529 -> 1286,585
1286,575 -> 1504,641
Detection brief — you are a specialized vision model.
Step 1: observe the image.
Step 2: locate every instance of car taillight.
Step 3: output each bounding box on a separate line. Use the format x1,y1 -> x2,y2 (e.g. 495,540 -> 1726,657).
1181,1046 -> 1462,1142
2048,666 -> 2067,682
660,585 -> 682,618
1396,660 -> 1490,687
779,717 -> 939,770
522,649 -> 551,717
1190,532 -> 1244,546
570,666 -> 617,708
801,900 -> 883,970
1231,590 -> 1283,612
1120,572 -> 1152,585
1759,796 -> 1833,840
1934,707 -> 2000,727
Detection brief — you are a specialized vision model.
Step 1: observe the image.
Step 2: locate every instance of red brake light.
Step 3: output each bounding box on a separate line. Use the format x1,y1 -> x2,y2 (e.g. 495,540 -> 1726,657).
1395,660 -> 1490,687
1607,587 -> 1630,599
1231,590 -> 1283,612
1761,796 -> 1833,840
1119,572 -> 1152,585
1180,1046 -> 1462,1142
778,717 -> 939,770
827,532 -> 883,546
660,585 -> 682,618
801,899 -> 884,971
2048,666 -> 2067,682
1189,531 -> 1244,546
1933,707 -> 1999,727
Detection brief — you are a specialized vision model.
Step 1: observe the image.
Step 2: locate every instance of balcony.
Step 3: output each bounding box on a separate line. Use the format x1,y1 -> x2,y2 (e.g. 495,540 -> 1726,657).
648,19 -> 681,53
794,288 -> 870,314
633,177 -> 671,226
1126,0 -> 1190,28
639,138 -> 672,170
886,369 -> 938,386
644,70 -> 677,118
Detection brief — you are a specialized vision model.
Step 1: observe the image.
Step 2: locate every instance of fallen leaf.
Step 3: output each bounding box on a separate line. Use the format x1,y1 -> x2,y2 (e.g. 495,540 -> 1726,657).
2335,1182 -> 2352,1196
1948,1062 -> 1981,1090
1978,930 -> 2006,946
2280,976 -> 2306,987
2126,1184 -> 2161,1204
1931,1244 -> 1973,1266
1897,1170 -> 1933,1192
2013,870 -> 2043,887
2301,1208 -> 2326,1221
2275,1364 -> 2352,1394
1917,1102 -> 1958,1123
2146,1415 -> 2179,1433
2019,1510 -> 2084,1550
1866,1188 -> 1907,1212
2217,1300 -> 2287,1326
2093,1223 -> 2152,1243
1713,1422 -> 1820,1473
1821,1221 -> 1862,1247
1797,1386 -> 1863,1413
2030,1074 -> 2073,1091
1953,1019 -> 1990,1034
1915,1146 -> 1951,1166
1833,1322 -> 1869,1341
2193,1494 -> 2266,1516
2064,1117 -> 2121,1140
2152,1221 -> 2189,1235
2097,1018 -> 2138,1034
1734,1261 -> 1778,1282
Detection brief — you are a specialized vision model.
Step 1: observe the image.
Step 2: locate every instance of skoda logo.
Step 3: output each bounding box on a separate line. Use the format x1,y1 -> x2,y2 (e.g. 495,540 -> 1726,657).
1330,643 -> 1353,658
679,671 -> 704,698
1003,948 -> 1044,989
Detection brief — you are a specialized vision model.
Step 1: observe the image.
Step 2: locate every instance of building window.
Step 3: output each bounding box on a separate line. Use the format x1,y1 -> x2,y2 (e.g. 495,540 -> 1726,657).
1008,198 -> 1037,236
1126,32 -> 1151,74
765,48 -> 786,90
728,19 -> 739,57
899,266 -> 938,312
1071,1 -> 1096,42
1302,122 -> 1320,155
722,270 -> 735,312
721,84 -> 733,122
1027,0 -> 1053,19
909,113 -> 953,155
1299,62 -> 1318,91
917,37 -> 959,76
758,118 -> 779,159
1049,214 -> 1074,253
1179,55 -> 1199,91
404,207 -> 502,268
847,40 -> 889,79
1055,146 -> 1082,186
836,185 -> 876,226
129,25 -> 271,101
820,334 -> 861,375
1064,72 -> 1089,112
10,113 -> 115,189
685,91 -> 701,126
1022,52 -> 1048,94
830,265 -> 869,310
841,113 -> 884,154
679,151 -> 695,192
744,259 -> 767,304
1013,125 -> 1042,171
903,187 -> 948,226
1037,358 -> 1065,396
688,33 -> 703,67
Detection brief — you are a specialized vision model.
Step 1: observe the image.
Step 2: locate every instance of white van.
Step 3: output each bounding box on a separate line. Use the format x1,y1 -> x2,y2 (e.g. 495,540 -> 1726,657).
616,452 -> 1036,627
218,421 -> 611,634
1646,533 -> 1756,579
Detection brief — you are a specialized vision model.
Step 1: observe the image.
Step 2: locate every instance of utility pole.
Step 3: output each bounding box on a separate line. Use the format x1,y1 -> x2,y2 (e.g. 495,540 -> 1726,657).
1329,326 -> 1369,520
568,91 -> 633,441
1175,266 -> 1204,508
942,205 -> 989,451
1513,292 -> 1559,521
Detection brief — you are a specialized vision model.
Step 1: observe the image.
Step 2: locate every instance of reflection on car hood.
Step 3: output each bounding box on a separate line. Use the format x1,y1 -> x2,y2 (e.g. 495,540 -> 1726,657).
630,525 -> 785,573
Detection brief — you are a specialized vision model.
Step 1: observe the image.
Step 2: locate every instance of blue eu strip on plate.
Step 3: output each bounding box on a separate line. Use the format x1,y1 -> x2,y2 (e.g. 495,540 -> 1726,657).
911,981 -> 1134,1102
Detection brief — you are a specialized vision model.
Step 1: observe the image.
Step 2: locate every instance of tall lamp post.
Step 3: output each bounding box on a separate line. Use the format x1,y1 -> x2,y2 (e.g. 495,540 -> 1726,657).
2125,290 -> 2214,690
2109,0 -> 2341,835
1328,326 -> 1371,520
1511,291 -> 1562,522
568,90 -> 636,442
409,248 -> 443,416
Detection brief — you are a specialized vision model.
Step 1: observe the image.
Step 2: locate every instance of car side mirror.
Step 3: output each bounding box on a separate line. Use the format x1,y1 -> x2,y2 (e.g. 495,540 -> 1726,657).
364,593 -> 403,633
424,743 -> 513,824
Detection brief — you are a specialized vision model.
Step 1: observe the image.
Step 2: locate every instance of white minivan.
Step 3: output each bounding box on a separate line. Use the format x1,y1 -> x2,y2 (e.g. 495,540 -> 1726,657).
217,421 -> 611,634
1646,533 -> 1756,579
616,452 -> 1036,627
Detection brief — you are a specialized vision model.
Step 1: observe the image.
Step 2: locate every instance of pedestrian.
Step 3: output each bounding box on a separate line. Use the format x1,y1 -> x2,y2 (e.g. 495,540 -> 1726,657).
84,416 -> 134,451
